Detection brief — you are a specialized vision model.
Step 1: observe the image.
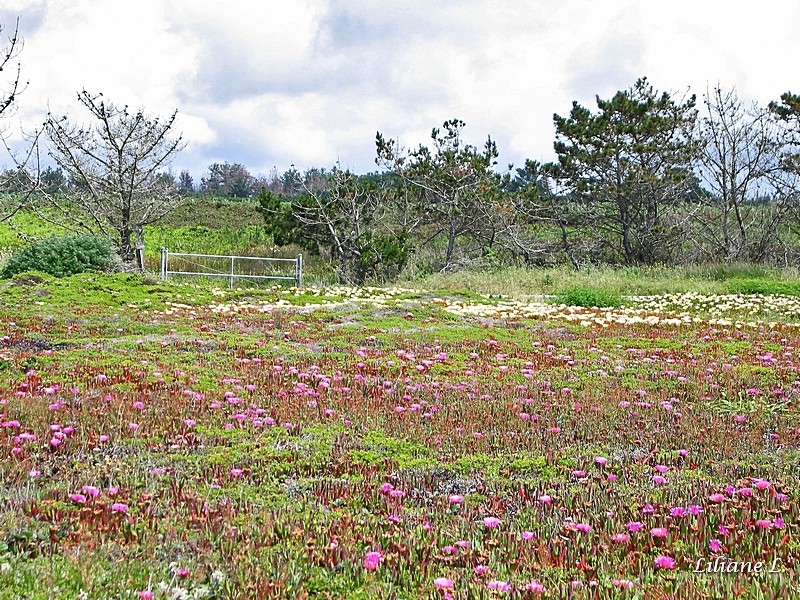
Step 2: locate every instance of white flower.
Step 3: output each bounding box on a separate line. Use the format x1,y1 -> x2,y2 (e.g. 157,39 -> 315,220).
170,588 -> 190,600
193,586 -> 211,599
210,570 -> 225,585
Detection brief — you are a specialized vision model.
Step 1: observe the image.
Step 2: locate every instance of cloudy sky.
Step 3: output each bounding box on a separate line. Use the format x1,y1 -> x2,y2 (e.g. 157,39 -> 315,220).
0,0 -> 798,180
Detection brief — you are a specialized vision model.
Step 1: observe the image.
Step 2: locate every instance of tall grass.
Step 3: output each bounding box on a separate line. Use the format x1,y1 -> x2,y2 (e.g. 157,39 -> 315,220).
401,263 -> 800,298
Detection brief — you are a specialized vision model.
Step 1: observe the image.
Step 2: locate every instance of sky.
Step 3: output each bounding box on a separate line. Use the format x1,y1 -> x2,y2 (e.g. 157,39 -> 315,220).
0,0 -> 798,181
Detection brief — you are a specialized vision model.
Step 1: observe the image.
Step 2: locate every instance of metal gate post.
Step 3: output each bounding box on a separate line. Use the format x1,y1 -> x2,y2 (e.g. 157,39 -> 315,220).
160,247 -> 167,281
296,254 -> 303,288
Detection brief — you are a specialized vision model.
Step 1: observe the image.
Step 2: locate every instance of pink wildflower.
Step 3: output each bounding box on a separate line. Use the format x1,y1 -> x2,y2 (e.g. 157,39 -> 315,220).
655,555 -> 676,569
433,577 -> 454,590
650,527 -> 668,538
613,579 -> 635,589
487,580 -> 512,592
525,579 -> 545,593
362,551 -> 382,570
483,516 -> 501,528
755,519 -> 773,529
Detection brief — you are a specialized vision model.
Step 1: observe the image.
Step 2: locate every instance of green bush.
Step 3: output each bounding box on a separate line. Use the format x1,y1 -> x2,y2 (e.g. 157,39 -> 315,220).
0,235 -> 116,278
726,278 -> 800,296
554,285 -> 624,308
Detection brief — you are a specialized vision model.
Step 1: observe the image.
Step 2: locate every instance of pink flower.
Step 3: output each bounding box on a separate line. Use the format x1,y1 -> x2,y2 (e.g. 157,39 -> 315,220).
753,479 -> 771,491
474,565 -> 490,575
718,524 -> 730,536
611,533 -> 630,543
652,475 -> 667,485
69,493 -> 87,504
448,494 -> 464,504
175,566 -> 190,578
709,493 -> 726,503
594,456 -> 608,466
139,592 -> 155,600
626,521 -> 643,533
487,580 -> 512,592
538,494 -> 552,505
613,579 -> 635,589
573,522 -> 592,533
81,485 -> 100,498
521,531 -> 536,540
655,555 -> 676,569
433,577 -> 454,590
709,539 -> 723,552
525,579 -> 545,593
111,502 -> 128,513
380,483 -> 394,494
650,527 -> 668,538
362,551 -> 382,570
654,465 -> 669,474
389,489 -> 406,499
755,519 -> 773,529
128,422 -> 139,432
483,516 -> 501,528
230,468 -> 244,477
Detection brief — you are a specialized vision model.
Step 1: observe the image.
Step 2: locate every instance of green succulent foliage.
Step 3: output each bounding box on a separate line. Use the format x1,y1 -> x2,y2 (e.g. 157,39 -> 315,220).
0,235 -> 116,278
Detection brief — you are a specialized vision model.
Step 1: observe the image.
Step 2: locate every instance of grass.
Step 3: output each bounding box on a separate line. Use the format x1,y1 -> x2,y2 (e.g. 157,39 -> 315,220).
401,263 -> 800,298
0,274 -> 798,598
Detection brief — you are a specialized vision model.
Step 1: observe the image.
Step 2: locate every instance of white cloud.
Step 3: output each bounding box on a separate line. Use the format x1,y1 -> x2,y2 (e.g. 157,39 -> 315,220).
0,0 -> 798,177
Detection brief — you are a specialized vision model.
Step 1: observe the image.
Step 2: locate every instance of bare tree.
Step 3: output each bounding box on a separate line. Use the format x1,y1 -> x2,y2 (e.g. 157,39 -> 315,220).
37,91 -> 186,263
697,87 -> 786,262
0,17 -> 30,224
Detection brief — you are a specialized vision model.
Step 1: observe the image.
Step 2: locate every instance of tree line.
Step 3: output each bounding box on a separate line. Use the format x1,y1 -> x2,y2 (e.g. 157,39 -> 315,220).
1,17 -> 800,283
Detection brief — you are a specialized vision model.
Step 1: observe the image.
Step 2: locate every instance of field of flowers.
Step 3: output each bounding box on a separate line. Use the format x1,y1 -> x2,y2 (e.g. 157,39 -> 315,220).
0,274 -> 798,599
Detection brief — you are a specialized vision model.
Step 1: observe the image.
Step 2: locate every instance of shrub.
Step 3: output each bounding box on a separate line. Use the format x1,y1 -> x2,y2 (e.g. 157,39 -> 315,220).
0,235 -> 116,278
555,285 -> 624,308
726,278 -> 800,296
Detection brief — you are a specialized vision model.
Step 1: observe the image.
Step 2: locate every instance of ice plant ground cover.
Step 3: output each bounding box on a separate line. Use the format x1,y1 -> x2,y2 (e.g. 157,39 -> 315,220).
0,273 -> 799,598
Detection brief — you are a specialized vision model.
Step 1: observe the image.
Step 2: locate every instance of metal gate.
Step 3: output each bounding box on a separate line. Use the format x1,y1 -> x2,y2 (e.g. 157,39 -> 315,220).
159,248 -> 303,288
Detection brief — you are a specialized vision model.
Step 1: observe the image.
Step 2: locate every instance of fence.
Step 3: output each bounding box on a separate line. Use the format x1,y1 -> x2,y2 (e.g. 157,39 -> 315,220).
159,247 -> 303,288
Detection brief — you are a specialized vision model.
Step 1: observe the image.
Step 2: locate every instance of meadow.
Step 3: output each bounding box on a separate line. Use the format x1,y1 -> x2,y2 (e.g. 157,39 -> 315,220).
0,272 -> 797,599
